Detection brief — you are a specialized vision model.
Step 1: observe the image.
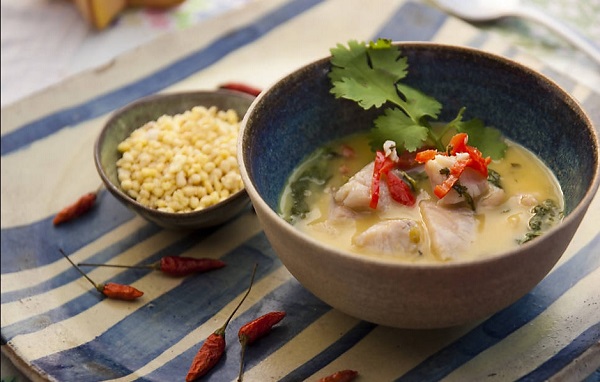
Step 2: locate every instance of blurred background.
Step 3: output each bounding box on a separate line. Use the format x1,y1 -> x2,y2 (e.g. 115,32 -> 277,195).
1,0 -> 254,107
1,0 -> 598,108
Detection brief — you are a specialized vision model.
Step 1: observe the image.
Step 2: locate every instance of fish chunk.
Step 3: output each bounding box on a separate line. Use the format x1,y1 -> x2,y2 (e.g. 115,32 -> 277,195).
424,153 -> 489,206
420,201 -> 478,261
334,162 -> 391,211
353,219 -> 422,255
478,184 -> 506,208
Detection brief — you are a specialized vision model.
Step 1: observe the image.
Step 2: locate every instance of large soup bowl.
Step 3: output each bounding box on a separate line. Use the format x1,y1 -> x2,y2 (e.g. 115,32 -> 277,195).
238,43 -> 599,328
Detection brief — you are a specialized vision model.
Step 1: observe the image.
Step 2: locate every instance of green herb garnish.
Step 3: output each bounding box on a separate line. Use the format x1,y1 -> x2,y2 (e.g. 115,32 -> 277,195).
329,39 -> 507,159
519,199 -> 563,244
487,168 -> 502,189
285,147 -> 338,222
452,182 -> 476,211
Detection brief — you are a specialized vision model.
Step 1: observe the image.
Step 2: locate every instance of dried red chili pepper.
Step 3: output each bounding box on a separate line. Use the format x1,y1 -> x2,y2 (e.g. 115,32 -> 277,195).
186,263 -> 258,381
101,282 -> 144,300
237,311 -> 286,381
317,369 -> 359,382
59,249 -> 143,300
53,190 -> 98,226
78,256 -> 226,277
218,82 -> 262,97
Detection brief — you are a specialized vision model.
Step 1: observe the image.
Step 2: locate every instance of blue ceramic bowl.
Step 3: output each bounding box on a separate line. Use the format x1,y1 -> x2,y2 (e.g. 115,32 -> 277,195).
95,90 -> 255,230
238,43 -> 599,328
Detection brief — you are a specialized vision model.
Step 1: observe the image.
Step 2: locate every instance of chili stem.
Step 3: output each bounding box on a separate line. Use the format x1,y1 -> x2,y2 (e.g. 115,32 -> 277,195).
77,262 -> 156,270
59,248 -> 101,290
216,263 -> 258,335
238,343 -> 247,382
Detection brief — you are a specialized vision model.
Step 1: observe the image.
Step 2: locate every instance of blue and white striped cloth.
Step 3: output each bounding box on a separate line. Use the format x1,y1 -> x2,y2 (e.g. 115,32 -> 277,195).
2,0 -> 598,381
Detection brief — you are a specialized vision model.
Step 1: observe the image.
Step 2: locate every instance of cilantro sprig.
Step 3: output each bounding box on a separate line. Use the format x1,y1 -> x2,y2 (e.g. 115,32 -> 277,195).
329,39 -> 507,159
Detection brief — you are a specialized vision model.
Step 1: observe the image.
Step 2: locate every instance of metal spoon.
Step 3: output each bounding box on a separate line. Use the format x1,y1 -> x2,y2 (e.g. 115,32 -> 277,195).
431,0 -> 600,66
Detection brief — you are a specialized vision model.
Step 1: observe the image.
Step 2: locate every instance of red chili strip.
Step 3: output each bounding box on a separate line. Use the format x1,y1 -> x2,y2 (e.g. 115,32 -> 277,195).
237,311 -> 286,381
448,132 -> 469,154
370,151 -> 396,209
371,150 -> 415,209
186,264 -> 258,381
448,133 -> 491,177
415,149 -> 438,163
433,156 -> 471,199
218,82 -> 262,97
386,171 -> 416,206
413,133 -> 491,200
317,369 -> 359,382
53,191 -> 97,225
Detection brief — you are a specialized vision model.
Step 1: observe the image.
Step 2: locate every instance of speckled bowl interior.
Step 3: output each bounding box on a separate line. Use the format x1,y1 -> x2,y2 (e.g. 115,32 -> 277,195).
239,43 -> 599,328
95,90 -> 255,230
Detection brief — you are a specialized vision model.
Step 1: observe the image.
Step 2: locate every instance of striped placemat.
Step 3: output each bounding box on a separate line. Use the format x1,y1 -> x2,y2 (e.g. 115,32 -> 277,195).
2,0 -> 598,381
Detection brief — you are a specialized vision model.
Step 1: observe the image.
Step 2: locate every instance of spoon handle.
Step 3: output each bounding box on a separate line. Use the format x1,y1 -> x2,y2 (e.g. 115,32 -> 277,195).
512,5 -> 600,66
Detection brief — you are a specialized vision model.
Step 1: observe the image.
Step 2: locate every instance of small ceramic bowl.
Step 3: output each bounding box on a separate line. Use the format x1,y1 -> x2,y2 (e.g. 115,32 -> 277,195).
238,43 -> 599,328
95,90 -> 255,230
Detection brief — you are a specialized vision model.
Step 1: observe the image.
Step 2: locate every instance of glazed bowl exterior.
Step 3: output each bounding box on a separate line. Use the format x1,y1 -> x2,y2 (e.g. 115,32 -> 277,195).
95,90 -> 255,230
238,43 -> 599,328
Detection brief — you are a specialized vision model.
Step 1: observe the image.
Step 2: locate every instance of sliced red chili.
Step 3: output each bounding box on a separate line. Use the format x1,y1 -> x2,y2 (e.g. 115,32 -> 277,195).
415,149 -> 439,163
370,151 -> 396,209
448,132 -> 468,155
386,171 -> 416,206
447,133 -> 491,177
465,145 -> 491,177
396,147 -> 436,169
433,156 -> 471,199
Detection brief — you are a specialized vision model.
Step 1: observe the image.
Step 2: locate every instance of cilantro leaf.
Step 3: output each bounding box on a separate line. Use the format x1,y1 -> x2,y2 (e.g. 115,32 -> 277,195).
329,40 -> 507,158
329,39 -> 408,109
369,108 -> 430,152
396,84 -> 442,122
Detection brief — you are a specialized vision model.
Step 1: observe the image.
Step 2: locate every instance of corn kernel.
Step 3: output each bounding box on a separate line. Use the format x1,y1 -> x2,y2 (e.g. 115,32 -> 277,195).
115,105 -> 243,213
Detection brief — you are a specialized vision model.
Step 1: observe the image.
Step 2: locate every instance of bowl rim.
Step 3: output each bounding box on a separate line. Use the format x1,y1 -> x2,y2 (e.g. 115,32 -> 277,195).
94,89 -> 255,220
238,41 -> 600,270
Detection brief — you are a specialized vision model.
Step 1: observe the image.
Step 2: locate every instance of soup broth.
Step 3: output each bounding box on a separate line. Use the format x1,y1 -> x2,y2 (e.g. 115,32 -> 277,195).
279,132 -> 563,263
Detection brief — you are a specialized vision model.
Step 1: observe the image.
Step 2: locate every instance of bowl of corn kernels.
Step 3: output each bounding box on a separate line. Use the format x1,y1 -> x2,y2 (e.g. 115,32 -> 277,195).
95,90 -> 256,230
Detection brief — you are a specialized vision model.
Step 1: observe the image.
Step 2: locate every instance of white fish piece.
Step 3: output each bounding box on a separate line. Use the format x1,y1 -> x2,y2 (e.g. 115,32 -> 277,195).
353,219 -> 422,255
334,162 -> 391,211
420,201 -> 478,261
478,184 -> 506,208
327,193 -> 358,222
424,153 -> 490,205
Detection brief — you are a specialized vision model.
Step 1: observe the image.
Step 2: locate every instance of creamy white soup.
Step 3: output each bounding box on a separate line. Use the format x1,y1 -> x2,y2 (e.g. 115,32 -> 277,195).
279,132 -> 563,263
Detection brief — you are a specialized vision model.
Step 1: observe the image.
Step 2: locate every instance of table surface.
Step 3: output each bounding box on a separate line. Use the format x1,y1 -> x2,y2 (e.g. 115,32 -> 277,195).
2,0 -> 599,381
